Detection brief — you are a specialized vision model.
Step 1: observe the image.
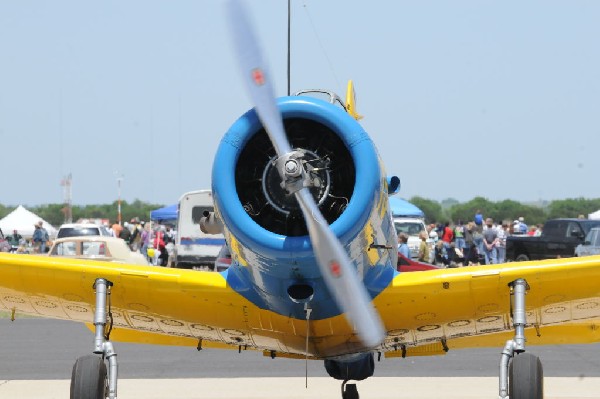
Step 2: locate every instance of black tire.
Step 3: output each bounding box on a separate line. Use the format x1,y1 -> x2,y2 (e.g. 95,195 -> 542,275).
342,383 -> 359,399
70,355 -> 107,399
509,353 -> 543,399
515,254 -> 530,262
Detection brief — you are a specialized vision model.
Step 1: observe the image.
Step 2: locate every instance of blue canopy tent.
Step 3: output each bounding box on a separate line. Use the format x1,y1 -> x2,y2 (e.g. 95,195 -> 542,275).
150,204 -> 178,222
389,197 -> 424,218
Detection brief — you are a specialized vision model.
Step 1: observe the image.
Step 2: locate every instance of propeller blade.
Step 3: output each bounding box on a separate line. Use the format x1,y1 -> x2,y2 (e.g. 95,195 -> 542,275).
226,0 -> 385,348
227,0 -> 291,158
295,189 -> 385,348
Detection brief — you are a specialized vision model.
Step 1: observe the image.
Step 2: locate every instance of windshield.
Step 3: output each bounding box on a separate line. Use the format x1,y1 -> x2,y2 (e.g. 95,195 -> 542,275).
585,228 -> 600,246
394,221 -> 425,237
293,89 -> 346,111
57,227 -> 101,238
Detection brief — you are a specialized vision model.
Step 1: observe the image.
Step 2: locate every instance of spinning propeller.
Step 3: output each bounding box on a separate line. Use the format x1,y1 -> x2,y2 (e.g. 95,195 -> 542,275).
227,0 -> 385,348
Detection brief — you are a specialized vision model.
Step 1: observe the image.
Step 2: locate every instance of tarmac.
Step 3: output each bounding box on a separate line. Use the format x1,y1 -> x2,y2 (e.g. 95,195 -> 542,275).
2,377 -> 600,399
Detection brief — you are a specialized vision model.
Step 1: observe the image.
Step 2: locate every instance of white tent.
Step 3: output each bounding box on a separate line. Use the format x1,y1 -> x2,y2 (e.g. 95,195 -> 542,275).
0,205 -> 57,238
589,210 -> 600,220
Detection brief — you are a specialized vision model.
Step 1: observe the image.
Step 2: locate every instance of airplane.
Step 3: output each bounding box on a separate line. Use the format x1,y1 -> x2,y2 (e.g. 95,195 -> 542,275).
1,2 -> 600,399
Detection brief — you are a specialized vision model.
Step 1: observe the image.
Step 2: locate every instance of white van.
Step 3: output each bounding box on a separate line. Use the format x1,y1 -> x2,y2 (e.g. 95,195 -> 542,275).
393,217 -> 432,261
174,190 -> 226,269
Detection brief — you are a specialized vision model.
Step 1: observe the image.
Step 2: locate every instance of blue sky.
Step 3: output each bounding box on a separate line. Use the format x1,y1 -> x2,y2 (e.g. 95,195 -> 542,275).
1,1 -> 599,206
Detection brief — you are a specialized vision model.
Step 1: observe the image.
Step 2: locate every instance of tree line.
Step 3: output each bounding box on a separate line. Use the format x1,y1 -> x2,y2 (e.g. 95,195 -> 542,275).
2,196 -> 600,228
0,200 -> 165,227
410,196 -> 600,226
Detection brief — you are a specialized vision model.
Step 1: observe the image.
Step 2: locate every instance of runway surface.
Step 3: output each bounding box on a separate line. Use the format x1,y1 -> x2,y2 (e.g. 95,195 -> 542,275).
1,319 -> 600,398
3,378 -> 600,399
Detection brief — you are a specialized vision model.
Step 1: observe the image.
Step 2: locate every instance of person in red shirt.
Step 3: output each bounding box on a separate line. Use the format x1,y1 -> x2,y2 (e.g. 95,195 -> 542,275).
442,222 -> 454,243
441,222 -> 455,265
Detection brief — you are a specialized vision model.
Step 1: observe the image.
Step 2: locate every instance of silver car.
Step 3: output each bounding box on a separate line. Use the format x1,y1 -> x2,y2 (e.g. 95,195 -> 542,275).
575,227 -> 600,257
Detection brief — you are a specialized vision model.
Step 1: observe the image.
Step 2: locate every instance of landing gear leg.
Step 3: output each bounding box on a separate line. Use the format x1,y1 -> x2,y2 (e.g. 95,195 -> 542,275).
70,278 -> 118,399
498,278 -> 543,399
341,380 -> 359,399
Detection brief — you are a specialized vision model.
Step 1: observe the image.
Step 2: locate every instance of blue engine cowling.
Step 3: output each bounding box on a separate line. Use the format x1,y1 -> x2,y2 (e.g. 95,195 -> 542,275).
211,96 -> 396,320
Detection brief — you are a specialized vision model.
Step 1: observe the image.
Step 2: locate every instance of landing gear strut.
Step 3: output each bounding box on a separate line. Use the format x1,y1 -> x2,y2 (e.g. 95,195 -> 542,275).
70,278 -> 118,399
498,279 -> 543,399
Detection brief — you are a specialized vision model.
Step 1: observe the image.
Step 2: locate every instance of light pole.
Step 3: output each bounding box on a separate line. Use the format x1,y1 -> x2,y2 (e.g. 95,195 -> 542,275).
115,172 -> 125,226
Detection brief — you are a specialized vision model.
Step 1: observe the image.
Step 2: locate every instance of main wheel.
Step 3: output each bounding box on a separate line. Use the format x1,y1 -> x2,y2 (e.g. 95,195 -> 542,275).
70,355 -> 107,399
515,254 -> 530,262
509,353 -> 543,399
342,383 -> 359,399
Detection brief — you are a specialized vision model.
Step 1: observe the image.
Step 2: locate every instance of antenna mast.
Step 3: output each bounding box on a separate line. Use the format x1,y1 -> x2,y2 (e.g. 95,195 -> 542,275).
287,0 -> 291,96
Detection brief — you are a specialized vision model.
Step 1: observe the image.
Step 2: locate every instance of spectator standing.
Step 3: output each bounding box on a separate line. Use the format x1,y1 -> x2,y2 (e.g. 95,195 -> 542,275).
463,221 -> 476,265
397,233 -> 411,259
482,218 -> 499,264
153,226 -> 169,266
119,222 -> 132,244
38,221 -> 49,253
417,231 -> 430,263
9,230 -> 23,246
129,220 -> 143,251
140,223 -> 152,262
427,224 -> 438,242
165,226 -> 175,244
496,222 -> 509,263
441,222 -> 454,264
111,221 -> 123,239
454,220 -> 466,258
32,224 -> 44,253
517,217 -> 528,235
474,210 -> 484,233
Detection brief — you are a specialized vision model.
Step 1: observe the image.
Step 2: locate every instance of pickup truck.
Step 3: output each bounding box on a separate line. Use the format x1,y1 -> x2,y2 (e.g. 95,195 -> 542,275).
506,218 -> 600,262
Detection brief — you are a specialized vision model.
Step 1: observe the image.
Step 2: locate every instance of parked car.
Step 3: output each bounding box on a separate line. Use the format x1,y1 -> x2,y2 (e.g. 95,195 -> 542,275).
49,236 -> 149,265
56,223 -> 112,239
393,217 -> 434,261
575,227 -> 600,257
396,252 -> 439,272
506,218 -> 600,261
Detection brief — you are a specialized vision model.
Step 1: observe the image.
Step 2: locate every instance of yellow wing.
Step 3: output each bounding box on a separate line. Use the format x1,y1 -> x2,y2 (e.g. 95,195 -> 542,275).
375,256 -> 600,357
0,253 -> 359,357
0,253 -> 276,351
2,253 -> 600,359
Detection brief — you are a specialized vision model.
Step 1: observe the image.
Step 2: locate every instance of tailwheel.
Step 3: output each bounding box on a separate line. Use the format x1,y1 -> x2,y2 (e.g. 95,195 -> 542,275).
341,380 -> 359,399
70,355 -> 108,399
509,352 -> 543,399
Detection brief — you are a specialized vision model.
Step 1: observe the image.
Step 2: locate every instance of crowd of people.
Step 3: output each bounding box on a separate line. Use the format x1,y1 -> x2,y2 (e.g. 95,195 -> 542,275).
0,219 -> 178,267
108,219 -> 177,266
400,210 -> 543,267
0,222 -> 49,254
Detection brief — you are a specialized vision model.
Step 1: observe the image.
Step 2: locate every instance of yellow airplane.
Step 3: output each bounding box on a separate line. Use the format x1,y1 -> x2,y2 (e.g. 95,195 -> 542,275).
1,2 -> 600,399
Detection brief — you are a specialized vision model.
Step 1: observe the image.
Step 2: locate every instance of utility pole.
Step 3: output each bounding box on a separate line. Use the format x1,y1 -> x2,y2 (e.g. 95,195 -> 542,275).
115,172 -> 124,226
61,173 -> 73,223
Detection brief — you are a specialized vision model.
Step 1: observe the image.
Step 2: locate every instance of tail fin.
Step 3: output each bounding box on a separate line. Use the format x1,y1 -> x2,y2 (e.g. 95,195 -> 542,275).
345,80 -> 363,120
